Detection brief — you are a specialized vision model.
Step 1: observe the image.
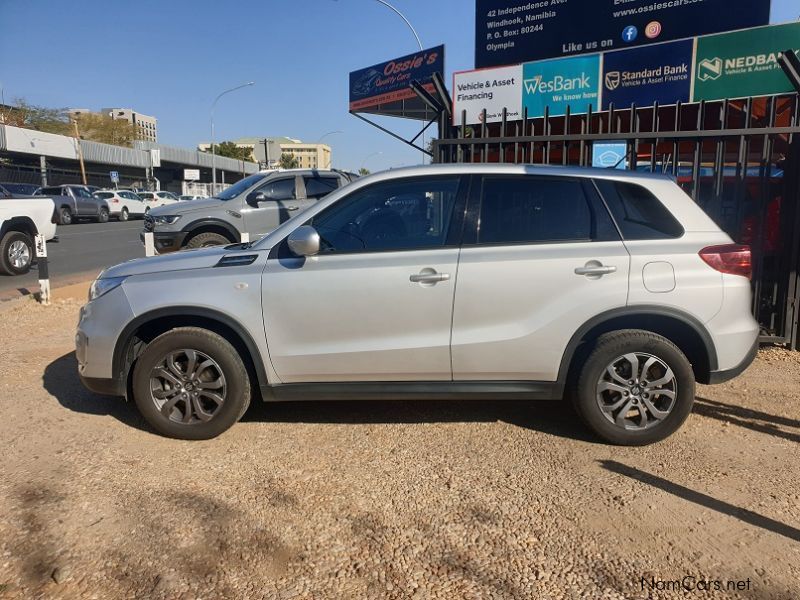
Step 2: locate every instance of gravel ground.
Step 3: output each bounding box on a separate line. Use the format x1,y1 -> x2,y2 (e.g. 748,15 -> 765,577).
0,297 -> 798,599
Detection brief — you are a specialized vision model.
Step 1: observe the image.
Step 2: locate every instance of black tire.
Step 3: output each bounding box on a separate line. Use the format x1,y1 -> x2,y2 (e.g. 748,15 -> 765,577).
59,206 -> 73,225
572,330 -> 695,446
119,207 -> 129,222
97,208 -> 110,223
185,232 -> 231,249
132,327 -> 251,440
0,231 -> 34,276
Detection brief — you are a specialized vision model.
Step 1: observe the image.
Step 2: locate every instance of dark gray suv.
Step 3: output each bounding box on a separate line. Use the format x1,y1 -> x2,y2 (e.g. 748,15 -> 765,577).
141,169 -> 356,253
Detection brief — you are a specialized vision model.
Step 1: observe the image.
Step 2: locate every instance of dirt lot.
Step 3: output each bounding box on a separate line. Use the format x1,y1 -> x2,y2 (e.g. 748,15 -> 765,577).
0,293 -> 799,600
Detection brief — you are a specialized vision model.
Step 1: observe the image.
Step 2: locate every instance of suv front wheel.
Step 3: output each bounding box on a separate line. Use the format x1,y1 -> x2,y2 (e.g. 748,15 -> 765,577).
132,327 -> 251,439
573,330 -> 695,446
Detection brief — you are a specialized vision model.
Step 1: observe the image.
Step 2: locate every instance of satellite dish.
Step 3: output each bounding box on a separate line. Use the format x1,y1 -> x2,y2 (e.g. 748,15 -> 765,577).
253,140 -> 284,168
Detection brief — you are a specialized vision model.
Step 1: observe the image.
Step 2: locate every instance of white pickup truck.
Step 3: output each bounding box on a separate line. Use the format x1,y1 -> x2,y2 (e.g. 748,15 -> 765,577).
0,198 -> 57,275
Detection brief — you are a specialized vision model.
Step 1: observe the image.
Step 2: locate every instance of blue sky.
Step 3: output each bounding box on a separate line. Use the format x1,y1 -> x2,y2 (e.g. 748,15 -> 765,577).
1,0 -> 797,171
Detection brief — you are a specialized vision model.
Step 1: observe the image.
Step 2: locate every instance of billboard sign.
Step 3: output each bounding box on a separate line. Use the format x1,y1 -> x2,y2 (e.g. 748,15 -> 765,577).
694,22 -> 800,101
522,54 -> 601,118
475,0 -> 771,69
602,39 -> 693,110
453,64 -> 522,125
184,169 -> 200,181
349,45 -> 444,111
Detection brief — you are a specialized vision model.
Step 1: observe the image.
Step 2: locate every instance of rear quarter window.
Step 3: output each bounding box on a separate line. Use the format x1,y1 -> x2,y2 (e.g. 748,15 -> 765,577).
594,179 -> 684,240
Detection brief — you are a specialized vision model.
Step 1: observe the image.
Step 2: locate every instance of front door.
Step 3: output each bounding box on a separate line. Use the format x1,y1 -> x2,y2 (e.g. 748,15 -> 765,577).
242,176 -> 308,237
262,175 -> 466,383
451,175 -> 631,381
72,186 -> 96,215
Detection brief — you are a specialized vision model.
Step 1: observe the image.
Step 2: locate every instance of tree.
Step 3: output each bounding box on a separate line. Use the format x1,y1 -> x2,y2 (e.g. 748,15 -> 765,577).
358,167 -> 370,176
73,112 -> 138,146
279,153 -> 299,169
202,141 -> 254,162
6,99 -> 71,135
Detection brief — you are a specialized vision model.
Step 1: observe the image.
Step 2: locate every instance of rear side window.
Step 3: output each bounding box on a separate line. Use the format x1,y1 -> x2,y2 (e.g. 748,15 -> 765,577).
95,192 -> 114,199
595,179 -> 684,240
304,176 -> 340,199
477,177 -> 617,245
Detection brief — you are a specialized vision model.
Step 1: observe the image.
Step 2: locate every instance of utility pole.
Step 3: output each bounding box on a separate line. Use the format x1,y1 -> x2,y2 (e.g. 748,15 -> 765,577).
72,118 -> 88,185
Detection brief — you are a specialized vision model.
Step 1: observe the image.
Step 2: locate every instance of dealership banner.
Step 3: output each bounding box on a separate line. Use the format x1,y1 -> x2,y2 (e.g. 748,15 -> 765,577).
693,22 -> 800,102
522,54 -> 601,118
602,39 -> 693,110
453,64 -> 523,125
475,0 -> 770,69
349,45 -> 444,111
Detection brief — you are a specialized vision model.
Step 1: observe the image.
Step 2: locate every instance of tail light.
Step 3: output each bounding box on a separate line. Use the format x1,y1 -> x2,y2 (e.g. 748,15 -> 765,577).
111,198 -> 119,203
699,244 -> 752,279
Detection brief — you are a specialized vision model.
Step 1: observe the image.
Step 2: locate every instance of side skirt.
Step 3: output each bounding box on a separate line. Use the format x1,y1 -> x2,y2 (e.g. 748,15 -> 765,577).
259,381 -> 564,402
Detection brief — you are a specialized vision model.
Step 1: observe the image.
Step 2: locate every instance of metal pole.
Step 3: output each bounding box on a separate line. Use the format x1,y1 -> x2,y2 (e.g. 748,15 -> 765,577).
211,81 -> 255,192
372,0 -> 422,51
317,131 -> 343,169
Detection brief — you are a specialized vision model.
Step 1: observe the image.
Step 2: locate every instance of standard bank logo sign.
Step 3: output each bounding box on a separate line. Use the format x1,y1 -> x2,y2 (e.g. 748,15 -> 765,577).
522,55 -> 601,118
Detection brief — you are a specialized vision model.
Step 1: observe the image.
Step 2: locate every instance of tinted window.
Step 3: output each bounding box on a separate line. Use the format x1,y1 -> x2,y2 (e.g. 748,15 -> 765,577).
216,173 -> 267,201
95,192 -> 114,199
478,177 -> 612,244
311,177 -> 461,253
72,187 -> 93,198
304,176 -> 340,199
595,179 -> 684,239
257,178 -> 296,201
40,187 -> 63,196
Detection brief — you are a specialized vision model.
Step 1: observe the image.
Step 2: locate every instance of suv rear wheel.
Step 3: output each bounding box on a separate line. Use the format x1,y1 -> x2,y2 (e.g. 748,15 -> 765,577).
132,327 -> 251,440
0,231 -> 34,275
59,206 -> 72,225
185,232 -> 231,249
97,208 -> 110,223
573,330 -> 695,446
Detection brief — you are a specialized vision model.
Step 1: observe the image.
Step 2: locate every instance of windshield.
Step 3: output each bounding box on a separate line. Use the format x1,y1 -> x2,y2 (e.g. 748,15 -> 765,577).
215,173 -> 267,201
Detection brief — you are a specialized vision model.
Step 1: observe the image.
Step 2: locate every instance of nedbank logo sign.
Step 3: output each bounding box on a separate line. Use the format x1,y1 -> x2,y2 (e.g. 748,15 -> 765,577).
522,55 -> 600,117
694,22 -> 800,101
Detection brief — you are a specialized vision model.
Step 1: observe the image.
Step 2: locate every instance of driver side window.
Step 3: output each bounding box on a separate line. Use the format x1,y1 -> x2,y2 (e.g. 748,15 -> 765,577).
256,178 -> 296,201
311,176 -> 461,254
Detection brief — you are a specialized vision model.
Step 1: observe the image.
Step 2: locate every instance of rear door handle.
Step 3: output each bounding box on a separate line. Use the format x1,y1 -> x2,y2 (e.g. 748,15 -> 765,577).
575,265 -> 617,276
287,206 -> 299,211
410,269 -> 450,284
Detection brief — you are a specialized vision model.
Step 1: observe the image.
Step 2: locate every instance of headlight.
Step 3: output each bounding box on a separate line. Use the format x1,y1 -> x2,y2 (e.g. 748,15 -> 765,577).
152,215 -> 181,225
88,276 -> 127,301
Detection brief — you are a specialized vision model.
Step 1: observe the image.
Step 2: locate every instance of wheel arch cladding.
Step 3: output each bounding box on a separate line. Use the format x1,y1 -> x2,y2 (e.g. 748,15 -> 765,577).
182,220 -> 239,244
559,307 -> 718,385
0,217 -> 38,238
113,307 -> 267,398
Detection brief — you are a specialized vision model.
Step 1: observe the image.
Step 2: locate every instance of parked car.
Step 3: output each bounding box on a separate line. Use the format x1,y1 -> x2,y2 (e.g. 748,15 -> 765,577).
35,185 -> 110,224
93,190 -> 147,221
137,191 -> 181,212
0,197 -> 57,275
0,182 -> 41,197
78,165 -> 759,444
178,195 -> 206,202
141,169 -> 356,253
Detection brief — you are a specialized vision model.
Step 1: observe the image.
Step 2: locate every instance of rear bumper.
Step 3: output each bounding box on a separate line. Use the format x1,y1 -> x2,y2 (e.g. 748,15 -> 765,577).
139,231 -> 187,253
706,338 -> 759,385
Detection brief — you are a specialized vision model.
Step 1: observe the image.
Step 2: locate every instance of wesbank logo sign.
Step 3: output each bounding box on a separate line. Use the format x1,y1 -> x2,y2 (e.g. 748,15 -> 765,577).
522,55 -> 601,118
694,22 -> 800,101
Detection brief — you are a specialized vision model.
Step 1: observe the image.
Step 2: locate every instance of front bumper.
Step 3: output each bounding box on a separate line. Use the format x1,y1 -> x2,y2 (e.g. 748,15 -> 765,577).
139,230 -> 187,253
706,338 -> 759,385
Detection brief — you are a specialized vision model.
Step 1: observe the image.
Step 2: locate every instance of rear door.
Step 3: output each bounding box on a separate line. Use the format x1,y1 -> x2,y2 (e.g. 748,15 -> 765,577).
450,175 -> 631,381
241,175 -> 299,237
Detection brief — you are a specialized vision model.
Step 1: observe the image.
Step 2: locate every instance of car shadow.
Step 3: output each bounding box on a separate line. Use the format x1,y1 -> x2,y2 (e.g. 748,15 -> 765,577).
44,351 -> 598,443
42,351 -> 152,433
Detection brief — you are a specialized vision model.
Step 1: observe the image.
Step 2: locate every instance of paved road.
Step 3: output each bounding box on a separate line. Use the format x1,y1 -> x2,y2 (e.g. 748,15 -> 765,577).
0,220 -> 144,301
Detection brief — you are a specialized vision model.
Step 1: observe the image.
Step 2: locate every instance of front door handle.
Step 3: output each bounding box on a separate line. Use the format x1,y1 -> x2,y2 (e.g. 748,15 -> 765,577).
410,268 -> 450,285
575,263 -> 617,277
287,206 -> 299,211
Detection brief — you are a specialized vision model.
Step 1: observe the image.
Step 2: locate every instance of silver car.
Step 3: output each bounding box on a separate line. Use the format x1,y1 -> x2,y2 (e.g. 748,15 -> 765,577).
77,164 -> 759,444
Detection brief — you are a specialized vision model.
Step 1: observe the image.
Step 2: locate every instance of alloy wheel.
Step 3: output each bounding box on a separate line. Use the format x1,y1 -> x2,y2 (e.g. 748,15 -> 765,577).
8,240 -> 31,270
596,352 -> 677,431
149,349 -> 227,424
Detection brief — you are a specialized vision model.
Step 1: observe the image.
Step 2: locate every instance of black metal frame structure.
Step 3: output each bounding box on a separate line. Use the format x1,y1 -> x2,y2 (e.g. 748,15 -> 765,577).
433,93 -> 800,348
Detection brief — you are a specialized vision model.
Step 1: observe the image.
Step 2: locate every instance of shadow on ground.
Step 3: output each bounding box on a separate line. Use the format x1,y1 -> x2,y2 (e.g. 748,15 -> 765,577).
694,397 -> 799,443
44,351 -> 598,442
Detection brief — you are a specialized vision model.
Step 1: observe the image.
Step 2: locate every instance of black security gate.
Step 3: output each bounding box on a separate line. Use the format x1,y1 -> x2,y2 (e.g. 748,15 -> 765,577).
433,94 -> 800,348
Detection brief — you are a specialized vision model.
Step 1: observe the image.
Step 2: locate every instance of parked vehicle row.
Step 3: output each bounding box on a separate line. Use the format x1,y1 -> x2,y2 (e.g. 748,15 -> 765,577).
81,164 -> 759,445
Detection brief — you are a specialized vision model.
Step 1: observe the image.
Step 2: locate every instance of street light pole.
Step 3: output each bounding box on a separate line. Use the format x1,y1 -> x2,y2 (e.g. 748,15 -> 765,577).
317,130 -> 343,169
372,0 -> 422,51
210,81 -> 254,193
360,151 -> 383,172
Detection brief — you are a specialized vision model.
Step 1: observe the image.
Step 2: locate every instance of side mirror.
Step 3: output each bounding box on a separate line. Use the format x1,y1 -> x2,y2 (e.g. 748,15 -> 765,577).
246,191 -> 267,206
287,225 -> 321,257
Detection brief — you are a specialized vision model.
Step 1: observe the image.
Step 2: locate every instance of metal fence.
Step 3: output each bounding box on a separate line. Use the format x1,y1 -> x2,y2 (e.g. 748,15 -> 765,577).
433,94 -> 800,348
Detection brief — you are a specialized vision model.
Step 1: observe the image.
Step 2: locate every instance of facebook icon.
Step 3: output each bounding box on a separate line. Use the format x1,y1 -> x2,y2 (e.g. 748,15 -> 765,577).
622,25 -> 638,42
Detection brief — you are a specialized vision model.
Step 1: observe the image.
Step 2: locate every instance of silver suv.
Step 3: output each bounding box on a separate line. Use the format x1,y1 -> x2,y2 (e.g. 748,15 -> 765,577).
141,169 -> 355,253
78,165 -> 759,445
